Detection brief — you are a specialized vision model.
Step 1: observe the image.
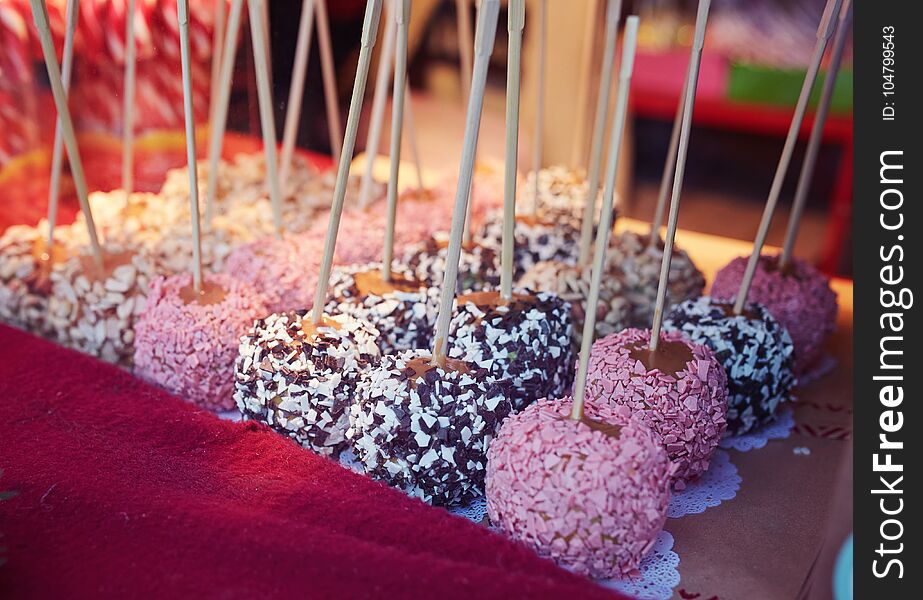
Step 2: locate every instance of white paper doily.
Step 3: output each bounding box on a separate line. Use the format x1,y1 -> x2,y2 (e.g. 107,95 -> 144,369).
216,410 -> 242,422
448,496 -> 490,524
599,530 -> 680,600
668,450 -> 739,518
720,407 -> 795,452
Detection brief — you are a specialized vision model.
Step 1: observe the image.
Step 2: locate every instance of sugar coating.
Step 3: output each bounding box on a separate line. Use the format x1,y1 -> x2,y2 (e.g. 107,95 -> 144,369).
225,233 -> 323,313
449,289 -> 574,411
48,243 -> 155,366
607,231 -> 705,329
710,254 -> 837,374
160,154 -> 372,229
401,234 -> 501,293
81,190 -> 187,247
350,349 -> 513,506
475,209 -> 582,279
584,328 -> 728,487
518,260 -> 630,350
0,221 -> 87,337
519,166 -> 592,221
134,272 -> 268,411
486,398 -> 672,579
235,311 -> 381,457
664,296 -> 796,435
325,263 -> 440,353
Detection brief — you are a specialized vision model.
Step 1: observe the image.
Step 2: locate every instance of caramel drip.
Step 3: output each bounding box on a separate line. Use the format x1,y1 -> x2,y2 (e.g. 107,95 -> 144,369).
78,250 -> 134,282
761,255 -> 802,279
627,339 -> 694,376
433,237 -> 478,252
515,214 -> 552,228
353,270 -> 422,296
405,355 -> 471,380
400,188 -> 435,203
122,201 -> 147,220
31,237 -> 69,280
456,289 -> 536,309
715,301 -> 760,321
577,416 -> 622,440
179,280 -> 228,306
301,315 -> 342,340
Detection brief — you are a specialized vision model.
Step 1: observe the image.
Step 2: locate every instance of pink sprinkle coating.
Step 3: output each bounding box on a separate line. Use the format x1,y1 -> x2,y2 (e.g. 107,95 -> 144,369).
486,397 -> 672,579
225,233 -> 323,313
133,272 -> 268,411
584,328 -> 728,488
710,254 -> 837,374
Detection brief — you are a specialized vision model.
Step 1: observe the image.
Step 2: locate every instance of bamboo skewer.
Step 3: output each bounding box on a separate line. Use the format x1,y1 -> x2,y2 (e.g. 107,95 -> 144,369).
431,0 -> 500,366
529,0 -> 546,215
455,0 -> 474,103
648,64 -> 689,247
311,0 -> 384,325
570,0 -> 601,168
205,0 -> 245,225
382,0 -> 412,281
733,0 -> 843,315
402,83 -> 425,193
280,0 -> 316,194
649,0 -> 711,351
121,0 -> 137,198
30,0 -> 103,268
500,0 -> 524,301
780,0 -> 852,269
178,0 -> 203,293
359,0 -> 398,208
208,0 -> 227,130
577,0 -> 622,266
45,0 -> 79,250
571,16 -> 639,420
456,0 -> 476,245
315,0 -> 343,159
248,0 -> 284,236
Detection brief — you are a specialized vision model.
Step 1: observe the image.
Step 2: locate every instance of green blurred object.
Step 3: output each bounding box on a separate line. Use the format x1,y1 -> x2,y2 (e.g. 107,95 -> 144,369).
728,62 -> 853,112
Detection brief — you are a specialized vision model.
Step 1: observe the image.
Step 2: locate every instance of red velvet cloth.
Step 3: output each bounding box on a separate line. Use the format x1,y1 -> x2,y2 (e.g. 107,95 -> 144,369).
0,324 -> 625,599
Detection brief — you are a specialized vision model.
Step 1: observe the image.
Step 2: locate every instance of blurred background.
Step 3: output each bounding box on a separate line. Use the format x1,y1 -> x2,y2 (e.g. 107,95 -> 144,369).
0,0 -> 852,275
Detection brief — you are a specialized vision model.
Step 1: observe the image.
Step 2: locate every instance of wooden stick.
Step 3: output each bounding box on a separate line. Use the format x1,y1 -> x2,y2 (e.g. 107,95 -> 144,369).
311,0 -> 384,324
121,0 -> 137,198
500,0 -> 524,301
571,16 -> 638,420
649,0 -> 710,351
431,0 -> 500,366
403,83 -> 425,192
648,62 -> 689,247
733,0 -> 842,314
529,0 -> 546,216
577,0 -> 622,266
382,0 -> 411,281
569,0 -> 601,168
178,0 -> 203,292
208,0 -> 227,130
315,0 -> 343,160
248,0 -> 284,236
457,0 -> 476,245
280,0 -> 316,194
780,0 -> 852,269
45,0 -> 79,249
455,0 -> 473,103
30,0 -> 103,268
359,0 -> 398,208
205,0 -> 245,225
